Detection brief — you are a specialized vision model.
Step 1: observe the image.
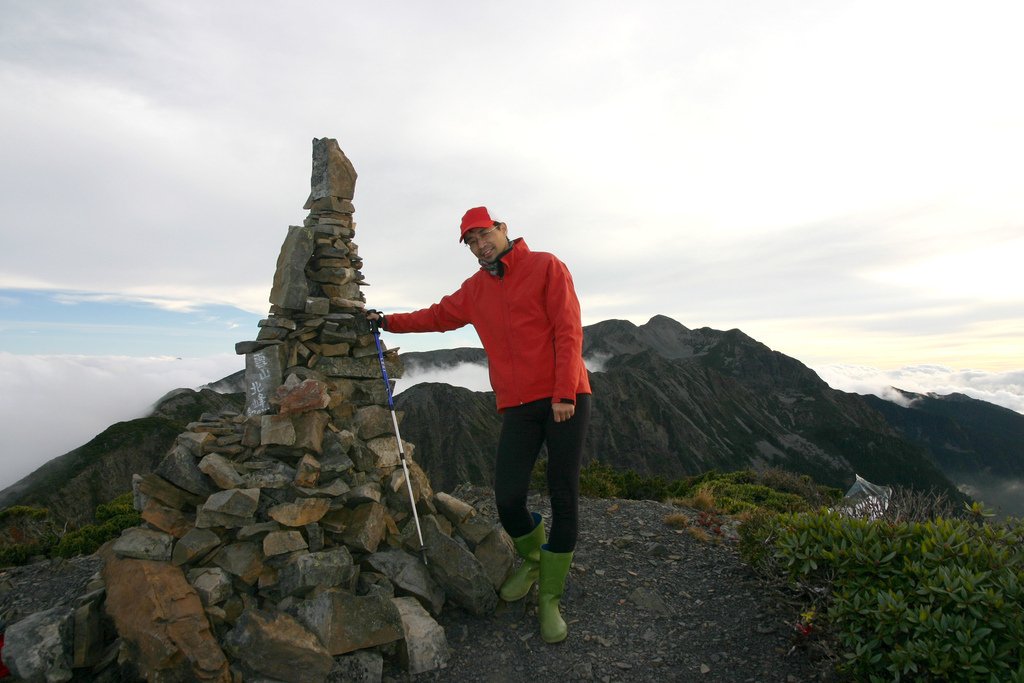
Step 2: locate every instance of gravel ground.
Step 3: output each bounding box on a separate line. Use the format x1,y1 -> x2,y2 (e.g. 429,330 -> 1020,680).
395,489 -> 838,683
0,555 -> 104,630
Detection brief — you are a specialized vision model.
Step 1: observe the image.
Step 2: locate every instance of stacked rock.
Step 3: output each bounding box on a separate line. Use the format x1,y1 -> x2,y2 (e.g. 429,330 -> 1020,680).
88,138 -> 512,683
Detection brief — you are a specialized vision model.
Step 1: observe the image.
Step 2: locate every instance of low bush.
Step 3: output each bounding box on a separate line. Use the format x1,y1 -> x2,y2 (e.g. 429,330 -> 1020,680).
671,470 -> 841,515
0,542 -> 47,567
742,508 -> 1024,682
0,493 -> 141,565
0,505 -> 50,522
52,493 -> 140,558
0,506 -> 59,568
539,462 -> 840,516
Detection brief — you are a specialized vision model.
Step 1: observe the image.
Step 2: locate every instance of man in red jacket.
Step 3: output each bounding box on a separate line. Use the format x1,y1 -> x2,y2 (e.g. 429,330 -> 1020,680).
368,206 -> 591,643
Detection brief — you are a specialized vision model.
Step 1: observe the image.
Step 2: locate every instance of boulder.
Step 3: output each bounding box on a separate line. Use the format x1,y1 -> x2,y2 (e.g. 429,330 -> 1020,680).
277,547 -> 357,597
353,405 -> 396,440
72,598 -> 104,668
3,606 -> 74,683
101,551 -> 230,682
365,436 -> 415,469
268,497 -> 330,526
434,492 -> 476,526
294,411 -> 330,453
263,529 -> 308,557
136,472 -> 204,510
196,488 -> 260,528
275,378 -> 331,415
261,414 -> 296,446
364,548 -> 445,615
141,498 -> 194,538
198,453 -> 245,489
211,542 -> 264,585
393,596 -> 450,675
473,526 -> 516,590
156,444 -> 216,498
420,515 -> 498,616
288,588 -> 403,656
294,453 -> 322,487
269,224 -> 316,311
307,137 -> 357,203
338,501 -> 388,554
188,567 -> 234,606
112,527 -> 174,561
172,527 -> 223,566
223,608 -> 333,683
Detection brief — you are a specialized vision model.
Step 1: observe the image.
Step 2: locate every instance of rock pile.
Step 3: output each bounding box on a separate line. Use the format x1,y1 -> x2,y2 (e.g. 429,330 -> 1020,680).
1,138 -> 512,683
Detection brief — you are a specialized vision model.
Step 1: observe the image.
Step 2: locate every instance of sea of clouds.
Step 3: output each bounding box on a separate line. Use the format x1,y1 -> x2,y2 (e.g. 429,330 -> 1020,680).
2,354 -> 1021,494
812,363 -> 1024,414
0,353 -> 243,490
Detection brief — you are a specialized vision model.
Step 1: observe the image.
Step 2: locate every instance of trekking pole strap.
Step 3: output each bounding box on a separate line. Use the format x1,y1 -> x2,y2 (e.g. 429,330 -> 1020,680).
370,320 -> 396,410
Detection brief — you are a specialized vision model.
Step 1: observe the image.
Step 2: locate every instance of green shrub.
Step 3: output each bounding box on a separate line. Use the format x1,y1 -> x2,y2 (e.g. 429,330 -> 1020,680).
751,510 -> 1024,682
96,492 -> 138,522
0,505 -> 50,522
0,493 -> 141,564
553,464 -> 840,515
0,542 -> 47,567
53,516 -> 139,558
578,460 -> 622,499
736,508 -> 781,573
672,469 -> 840,515
52,493 -> 140,558
0,506 -> 59,567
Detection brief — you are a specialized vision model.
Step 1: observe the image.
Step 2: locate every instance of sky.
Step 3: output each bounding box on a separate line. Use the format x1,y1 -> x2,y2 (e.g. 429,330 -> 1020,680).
1,1 -> 1023,490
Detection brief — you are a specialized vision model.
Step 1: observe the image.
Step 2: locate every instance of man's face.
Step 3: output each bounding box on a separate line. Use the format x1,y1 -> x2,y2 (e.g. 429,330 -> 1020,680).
464,223 -> 508,262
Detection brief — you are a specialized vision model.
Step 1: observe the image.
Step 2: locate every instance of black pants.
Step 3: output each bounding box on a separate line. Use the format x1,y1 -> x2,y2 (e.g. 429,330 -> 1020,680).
493,394 -> 591,553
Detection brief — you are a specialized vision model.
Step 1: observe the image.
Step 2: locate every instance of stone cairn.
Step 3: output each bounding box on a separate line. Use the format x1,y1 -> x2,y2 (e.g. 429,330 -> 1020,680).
2,139 -> 513,683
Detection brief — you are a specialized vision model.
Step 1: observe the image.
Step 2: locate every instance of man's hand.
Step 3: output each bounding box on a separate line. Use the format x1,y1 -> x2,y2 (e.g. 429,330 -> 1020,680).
366,310 -> 384,328
552,402 -> 575,423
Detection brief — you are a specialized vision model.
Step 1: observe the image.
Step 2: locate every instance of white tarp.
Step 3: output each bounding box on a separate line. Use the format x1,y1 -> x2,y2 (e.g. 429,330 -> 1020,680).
839,474 -> 892,518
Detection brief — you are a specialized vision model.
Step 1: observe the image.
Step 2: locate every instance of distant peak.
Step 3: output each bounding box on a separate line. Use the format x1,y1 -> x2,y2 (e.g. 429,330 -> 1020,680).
642,314 -> 690,332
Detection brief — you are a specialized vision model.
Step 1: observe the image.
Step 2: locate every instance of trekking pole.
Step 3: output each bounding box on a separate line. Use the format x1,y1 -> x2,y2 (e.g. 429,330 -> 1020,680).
370,318 -> 428,565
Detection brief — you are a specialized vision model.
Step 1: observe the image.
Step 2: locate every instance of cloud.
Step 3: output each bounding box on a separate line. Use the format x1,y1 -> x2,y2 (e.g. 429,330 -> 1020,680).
393,352 -> 619,394
813,363 -> 1024,414
955,473 -> 1024,519
394,362 -> 491,395
0,289 -> 263,356
51,292 -> 204,313
0,352 -> 242,491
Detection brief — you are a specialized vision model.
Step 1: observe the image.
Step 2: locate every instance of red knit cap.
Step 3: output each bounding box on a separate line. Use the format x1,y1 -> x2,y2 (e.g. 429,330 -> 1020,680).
459,206 -> 495,242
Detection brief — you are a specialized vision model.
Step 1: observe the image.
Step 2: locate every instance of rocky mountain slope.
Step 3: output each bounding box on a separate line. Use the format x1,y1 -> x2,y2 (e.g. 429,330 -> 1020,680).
398,316 -> 960,498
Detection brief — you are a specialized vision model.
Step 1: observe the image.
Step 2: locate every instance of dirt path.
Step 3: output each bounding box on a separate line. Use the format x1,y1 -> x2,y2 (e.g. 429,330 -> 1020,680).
401,491 -> 834,683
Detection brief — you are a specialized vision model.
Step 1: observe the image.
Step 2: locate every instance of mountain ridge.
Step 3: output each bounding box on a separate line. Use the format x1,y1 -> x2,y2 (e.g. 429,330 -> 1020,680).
4,314 -> 1021,525
395,316 -> 962,499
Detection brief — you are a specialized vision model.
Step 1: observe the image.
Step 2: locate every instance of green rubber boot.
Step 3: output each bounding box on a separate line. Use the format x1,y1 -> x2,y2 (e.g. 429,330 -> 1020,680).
538,546 -> 573,644
499,512 -> 545,602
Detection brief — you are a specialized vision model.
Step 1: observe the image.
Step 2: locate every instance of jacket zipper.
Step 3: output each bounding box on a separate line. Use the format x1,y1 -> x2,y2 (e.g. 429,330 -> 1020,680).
498,274 -> 523,404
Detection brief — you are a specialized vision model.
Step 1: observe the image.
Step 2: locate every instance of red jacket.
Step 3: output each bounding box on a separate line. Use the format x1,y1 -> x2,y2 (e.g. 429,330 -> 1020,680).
385,239 -> 592,411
